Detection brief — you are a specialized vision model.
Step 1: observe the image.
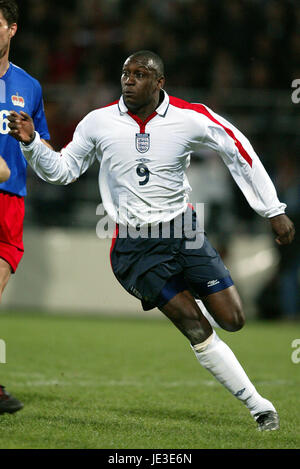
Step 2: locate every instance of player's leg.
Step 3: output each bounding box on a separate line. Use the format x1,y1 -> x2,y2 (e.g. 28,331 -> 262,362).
0,257 -> 12,303
0,258 -> 23,415
201,284 -> 245,332
159,285 -> 279,430
181,227 -> 245,332
159,289 -> 213,344
111,218 -> 278,429
0,259 -> 23,414
0,190 -> 25,415
195,298 -> 221,328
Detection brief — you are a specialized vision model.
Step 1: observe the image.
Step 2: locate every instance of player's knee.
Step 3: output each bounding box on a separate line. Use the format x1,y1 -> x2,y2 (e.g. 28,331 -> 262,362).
224,307 -> 245,332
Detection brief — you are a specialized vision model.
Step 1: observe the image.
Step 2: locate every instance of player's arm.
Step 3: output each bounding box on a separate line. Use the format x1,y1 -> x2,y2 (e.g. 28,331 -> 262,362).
0,156 -> 10,183
41,139 -> 53,150
8,110 -> 96,185
193,106 -> 295,245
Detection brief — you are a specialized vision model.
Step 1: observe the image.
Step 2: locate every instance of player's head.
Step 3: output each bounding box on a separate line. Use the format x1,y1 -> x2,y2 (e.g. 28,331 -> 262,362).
0,0 -> 18,59
121,50 -> 165,112
126,51 -> 165,78
0,0 -> 18,25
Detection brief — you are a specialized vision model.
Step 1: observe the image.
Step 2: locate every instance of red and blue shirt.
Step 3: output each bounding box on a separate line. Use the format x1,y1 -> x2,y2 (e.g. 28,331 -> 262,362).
0,62 -> 50,196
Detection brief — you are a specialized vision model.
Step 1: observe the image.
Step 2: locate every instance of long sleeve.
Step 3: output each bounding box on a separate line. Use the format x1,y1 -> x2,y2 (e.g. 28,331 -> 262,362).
192,104 -> 286,218
20,115 -> 96,185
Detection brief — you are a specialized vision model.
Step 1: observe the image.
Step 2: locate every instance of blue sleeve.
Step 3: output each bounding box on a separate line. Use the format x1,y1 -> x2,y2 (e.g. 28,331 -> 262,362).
32,82 -> 50,141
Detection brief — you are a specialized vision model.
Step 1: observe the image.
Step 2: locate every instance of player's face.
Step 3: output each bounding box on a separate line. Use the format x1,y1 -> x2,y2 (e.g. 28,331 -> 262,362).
121,58 -> 164,112
0,11 -> 17,60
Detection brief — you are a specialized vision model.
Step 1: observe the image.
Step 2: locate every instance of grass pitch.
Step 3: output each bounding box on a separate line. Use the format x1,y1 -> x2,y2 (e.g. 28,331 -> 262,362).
0,311 -> 299,449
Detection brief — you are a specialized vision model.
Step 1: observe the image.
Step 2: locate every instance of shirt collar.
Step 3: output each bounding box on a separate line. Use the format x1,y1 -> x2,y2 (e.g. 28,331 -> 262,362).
118,90 -> 170,117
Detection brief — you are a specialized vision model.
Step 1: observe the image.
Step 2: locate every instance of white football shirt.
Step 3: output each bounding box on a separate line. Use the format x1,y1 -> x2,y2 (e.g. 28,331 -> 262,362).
21,90 -> 286,226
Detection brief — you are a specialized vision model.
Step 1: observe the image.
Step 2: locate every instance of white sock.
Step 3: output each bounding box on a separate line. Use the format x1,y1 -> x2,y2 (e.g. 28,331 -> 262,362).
196,299 -> 221,329
192,331 -> 276,418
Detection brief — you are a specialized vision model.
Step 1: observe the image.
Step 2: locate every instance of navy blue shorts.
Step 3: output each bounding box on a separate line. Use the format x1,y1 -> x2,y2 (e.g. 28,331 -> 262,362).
110,208 -> 233,311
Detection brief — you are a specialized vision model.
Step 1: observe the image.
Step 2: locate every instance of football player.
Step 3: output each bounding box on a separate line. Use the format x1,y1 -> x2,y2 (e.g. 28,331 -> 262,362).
0,0 -> 50,414
9,50 -> 295,430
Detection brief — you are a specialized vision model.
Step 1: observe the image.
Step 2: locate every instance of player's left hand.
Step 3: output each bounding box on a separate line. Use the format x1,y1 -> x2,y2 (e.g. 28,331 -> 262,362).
269,214 -> 295,245
7,111 -> 35,144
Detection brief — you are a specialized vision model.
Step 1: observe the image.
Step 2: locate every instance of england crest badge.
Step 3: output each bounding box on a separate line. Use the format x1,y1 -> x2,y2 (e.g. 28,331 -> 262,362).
136,133 -> 150,153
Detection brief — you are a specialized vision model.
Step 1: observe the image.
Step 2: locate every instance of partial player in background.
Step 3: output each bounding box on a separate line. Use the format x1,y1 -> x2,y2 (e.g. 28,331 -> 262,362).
8,51 -> 295,431
0,0 -> 50,414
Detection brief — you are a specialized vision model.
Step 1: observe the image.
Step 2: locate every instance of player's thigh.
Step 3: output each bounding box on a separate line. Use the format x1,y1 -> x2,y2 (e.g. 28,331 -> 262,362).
0,258 -> 12,298
159,290 -> 213,344
201,285 -> 245,332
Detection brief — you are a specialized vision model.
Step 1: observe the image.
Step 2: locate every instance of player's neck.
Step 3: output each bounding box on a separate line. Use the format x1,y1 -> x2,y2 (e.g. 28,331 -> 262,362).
0,55 -> 9,78
132,109 -> 155,122
128,104 -> 156,122
127,94 -> 161,122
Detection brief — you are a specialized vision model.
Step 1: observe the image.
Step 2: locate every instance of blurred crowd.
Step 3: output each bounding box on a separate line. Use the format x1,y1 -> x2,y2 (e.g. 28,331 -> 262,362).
9,0 -> 300,317
13,0 -> 300,91
11,0 -> 300,145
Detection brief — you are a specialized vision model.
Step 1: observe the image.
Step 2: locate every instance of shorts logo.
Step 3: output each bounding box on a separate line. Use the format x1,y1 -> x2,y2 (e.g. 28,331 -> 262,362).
136,133 -> 150,153
207,279 -> 220,288
11,93 -> 25,108
129,285 -> 143,300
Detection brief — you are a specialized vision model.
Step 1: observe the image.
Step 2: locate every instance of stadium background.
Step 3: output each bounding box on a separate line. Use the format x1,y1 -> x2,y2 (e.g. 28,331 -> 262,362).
2,0 -> 300,319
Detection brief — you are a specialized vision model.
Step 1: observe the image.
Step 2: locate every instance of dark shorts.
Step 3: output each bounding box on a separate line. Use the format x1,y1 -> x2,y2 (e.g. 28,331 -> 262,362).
110,208 -> 233,311
0,191 -> 25,272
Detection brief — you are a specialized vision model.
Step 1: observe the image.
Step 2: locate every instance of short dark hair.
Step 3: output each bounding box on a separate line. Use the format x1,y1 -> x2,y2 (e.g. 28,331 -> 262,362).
127,50 -> 165,78
0,0 -> 18,25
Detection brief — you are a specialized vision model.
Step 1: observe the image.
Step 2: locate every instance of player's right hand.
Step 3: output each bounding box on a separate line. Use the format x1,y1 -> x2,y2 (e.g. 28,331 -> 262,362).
8,111 -> 36,144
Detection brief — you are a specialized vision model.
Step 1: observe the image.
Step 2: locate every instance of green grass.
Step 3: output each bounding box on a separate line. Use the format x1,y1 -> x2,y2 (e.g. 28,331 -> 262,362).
0,311 -> 299,449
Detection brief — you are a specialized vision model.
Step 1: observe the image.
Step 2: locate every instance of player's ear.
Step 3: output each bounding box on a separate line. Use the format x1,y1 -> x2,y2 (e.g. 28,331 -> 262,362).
9,23 -> 17,38
157,76 -> 165,90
